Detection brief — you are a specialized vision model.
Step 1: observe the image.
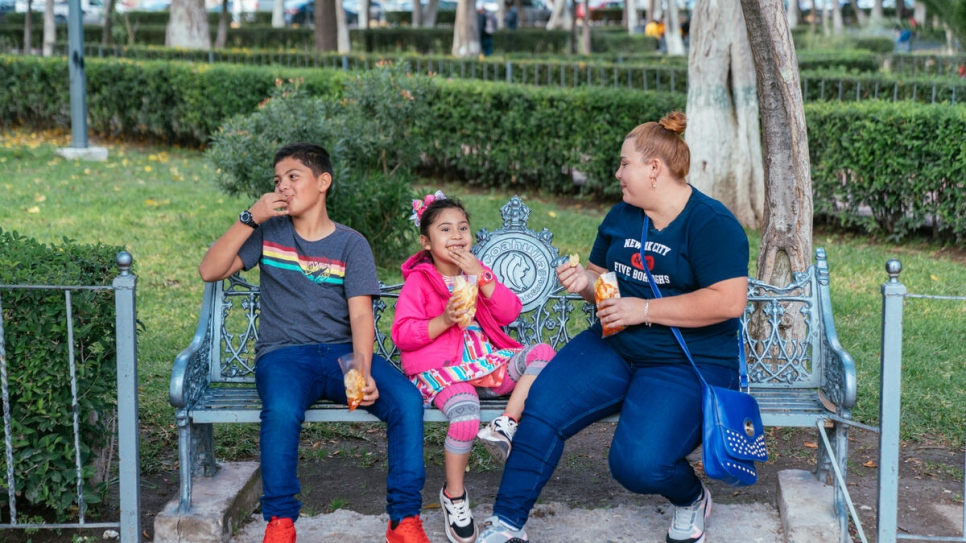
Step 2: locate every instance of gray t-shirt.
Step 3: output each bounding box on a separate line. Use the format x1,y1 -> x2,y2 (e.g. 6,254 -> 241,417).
238,217 -> 380,358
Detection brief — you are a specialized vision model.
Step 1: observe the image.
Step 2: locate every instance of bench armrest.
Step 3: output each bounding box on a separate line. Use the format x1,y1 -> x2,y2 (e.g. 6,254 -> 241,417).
816,250 -> 858,411
170,281 -> 218,409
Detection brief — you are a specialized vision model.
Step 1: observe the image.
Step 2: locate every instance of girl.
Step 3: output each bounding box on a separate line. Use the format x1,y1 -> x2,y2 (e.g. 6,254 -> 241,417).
391,192 -> 555,543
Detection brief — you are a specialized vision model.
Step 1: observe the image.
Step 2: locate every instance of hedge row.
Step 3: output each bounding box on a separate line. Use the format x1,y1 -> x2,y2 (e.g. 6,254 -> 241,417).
1,55 -> 963,241
0,229 -> 125,518
0,24 -> 652,54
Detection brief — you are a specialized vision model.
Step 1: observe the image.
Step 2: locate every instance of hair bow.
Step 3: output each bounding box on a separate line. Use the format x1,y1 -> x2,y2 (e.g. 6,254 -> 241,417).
409,190 -> 446,228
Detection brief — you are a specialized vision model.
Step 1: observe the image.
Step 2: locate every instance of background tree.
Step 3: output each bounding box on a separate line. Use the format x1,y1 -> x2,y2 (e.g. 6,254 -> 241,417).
452,0 -> 480,56
166,0 -> 211,49
336,0 -> 350,51
921,0 -> 966,52
314,0 -> 338,51
787,0 -> 800,28
215,0 -> 229,48
102,0 -> 117,45
42,0 -> 54,56
664,0 -> 685,55
870,0 -> 884,24
686,0 -> 764,229
23,0 -> 33,54
626,0 -> 640,34
413,0 -> 423,27
738,0 -> 812,283
273,0 -> 285,27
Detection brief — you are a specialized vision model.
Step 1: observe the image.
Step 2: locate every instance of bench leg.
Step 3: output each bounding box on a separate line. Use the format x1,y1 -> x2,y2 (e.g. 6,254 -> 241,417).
175,409 -> 220,512
814,418 -> 852,543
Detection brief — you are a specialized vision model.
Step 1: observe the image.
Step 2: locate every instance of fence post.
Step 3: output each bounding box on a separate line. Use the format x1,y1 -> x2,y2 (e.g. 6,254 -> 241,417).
876,258 -> 905,543
113,251 -> 141,543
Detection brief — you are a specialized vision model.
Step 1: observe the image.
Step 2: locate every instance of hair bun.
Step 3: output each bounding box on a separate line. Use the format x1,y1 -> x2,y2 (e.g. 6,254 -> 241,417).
658,111 -> 687,136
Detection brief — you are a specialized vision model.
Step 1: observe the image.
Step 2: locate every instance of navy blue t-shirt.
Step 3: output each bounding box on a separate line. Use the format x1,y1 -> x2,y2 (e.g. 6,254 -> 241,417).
588,187 -> 749,368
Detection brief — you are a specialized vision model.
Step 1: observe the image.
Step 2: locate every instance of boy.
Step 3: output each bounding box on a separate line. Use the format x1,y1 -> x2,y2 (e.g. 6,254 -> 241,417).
199,143 -> 430,543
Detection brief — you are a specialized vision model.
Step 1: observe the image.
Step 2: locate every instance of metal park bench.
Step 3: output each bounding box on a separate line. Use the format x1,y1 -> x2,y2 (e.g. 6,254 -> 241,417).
169,195 -> 857,537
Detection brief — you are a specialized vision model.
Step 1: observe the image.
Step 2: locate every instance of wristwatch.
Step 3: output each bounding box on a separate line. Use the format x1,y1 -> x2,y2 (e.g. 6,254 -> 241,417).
239,210 -> 259,229
478,270 -> 496,287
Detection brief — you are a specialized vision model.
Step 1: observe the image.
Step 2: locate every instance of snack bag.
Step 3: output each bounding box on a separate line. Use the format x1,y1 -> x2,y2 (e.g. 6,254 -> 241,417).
338,354 -> 366,411
451,275 -> 479,329
594,272 -> 625,338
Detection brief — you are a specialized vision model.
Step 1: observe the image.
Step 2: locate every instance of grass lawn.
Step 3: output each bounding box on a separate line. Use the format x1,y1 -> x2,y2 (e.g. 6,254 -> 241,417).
1,129 -> 965,476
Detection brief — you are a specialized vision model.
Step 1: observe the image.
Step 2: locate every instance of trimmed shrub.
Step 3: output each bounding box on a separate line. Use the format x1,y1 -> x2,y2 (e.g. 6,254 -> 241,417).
0,230 -> 126,519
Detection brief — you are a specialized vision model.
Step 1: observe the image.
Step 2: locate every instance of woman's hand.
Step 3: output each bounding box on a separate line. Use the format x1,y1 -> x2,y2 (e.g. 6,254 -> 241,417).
449,247 -> 483,277
556,262 -> 589,294
596,297 -> 647,330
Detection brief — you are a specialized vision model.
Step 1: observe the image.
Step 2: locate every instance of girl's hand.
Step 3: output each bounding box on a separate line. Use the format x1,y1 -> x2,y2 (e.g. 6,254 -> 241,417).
596,297 -> 646,329
440,295 -> 466,328
449,246 -> 484,277
556,262 -> 589,294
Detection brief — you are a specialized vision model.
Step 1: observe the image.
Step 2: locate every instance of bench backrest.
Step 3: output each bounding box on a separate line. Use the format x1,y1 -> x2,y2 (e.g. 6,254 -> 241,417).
205,196 -> 838,394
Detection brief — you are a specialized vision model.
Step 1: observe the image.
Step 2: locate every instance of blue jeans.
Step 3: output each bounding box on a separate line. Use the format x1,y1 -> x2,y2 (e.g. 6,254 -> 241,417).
492,330 -> 738,529
255,343 -> 426,522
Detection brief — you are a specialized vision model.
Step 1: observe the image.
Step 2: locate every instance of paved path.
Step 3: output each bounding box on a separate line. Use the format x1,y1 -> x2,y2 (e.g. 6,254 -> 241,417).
229,501 -> 783,542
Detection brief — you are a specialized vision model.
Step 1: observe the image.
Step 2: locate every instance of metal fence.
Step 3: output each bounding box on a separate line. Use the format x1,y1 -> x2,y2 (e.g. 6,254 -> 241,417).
0,252 -> 140,543
878,260 -> 966,543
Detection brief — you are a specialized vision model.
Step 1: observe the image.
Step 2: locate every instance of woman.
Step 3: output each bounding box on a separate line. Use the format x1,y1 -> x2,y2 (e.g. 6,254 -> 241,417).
477,111 -> 750,543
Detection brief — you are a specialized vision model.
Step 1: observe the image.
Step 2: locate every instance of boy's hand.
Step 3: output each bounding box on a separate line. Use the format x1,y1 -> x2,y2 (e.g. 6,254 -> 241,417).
359,374 -> 379,406
449,247 -> 483,277
249,192 -> 291,224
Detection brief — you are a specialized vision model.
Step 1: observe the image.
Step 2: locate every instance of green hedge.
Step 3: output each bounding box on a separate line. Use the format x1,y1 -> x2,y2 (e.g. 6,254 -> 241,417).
2,54 -> 964,241
0,230 -> 125,519
808,101 -> 966,241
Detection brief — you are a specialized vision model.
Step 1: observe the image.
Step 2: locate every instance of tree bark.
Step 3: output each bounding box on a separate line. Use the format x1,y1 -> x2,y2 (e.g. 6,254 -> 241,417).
547,0 -> 571,30
580,0 -> 590,53
102,0 -> 117,45
738,0 -> 812,283
314,0 -> 338,51
626,0 -> 639,34
42,0 -> 54,57
24,0 -> 33,54
786,0 -> 799,28
215,0 -> 229,48
360,0 -> 371,27
413,0 -> 423,27
870,0 -> 883,25
272,0 -> 285,27
166,0 -> 211,49
664,0 -> 685,55
452,0 -> 480,56
686,0 -> 764,230
851,0 -> 867,26
336,0 -> 350,52
830,0 -> 843,35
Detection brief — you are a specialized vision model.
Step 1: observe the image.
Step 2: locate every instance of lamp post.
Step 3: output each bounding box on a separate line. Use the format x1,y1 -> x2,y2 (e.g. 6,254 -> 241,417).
56,0 -> 108,161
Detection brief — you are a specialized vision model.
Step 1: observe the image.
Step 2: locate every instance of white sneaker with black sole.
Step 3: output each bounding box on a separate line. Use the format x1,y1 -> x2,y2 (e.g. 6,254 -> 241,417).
440,485 -> 477,543
477,415 -> 517,464
666,482 -> 712,543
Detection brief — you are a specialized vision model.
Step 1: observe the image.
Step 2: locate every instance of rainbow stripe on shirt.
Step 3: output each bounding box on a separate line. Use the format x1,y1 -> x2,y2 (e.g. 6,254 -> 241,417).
261,241 -> 346,285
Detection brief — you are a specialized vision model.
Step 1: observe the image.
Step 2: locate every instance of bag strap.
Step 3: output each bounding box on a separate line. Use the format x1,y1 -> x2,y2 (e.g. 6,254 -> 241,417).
638,216 -> 748,391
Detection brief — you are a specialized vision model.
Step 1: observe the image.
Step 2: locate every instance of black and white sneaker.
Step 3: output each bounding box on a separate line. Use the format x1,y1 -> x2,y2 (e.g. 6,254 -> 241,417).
477,415 -> 518,464
440,485 -> 477,543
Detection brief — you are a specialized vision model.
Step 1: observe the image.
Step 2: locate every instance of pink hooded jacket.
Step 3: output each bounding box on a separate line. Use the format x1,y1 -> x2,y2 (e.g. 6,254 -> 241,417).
391,250 -> 523,377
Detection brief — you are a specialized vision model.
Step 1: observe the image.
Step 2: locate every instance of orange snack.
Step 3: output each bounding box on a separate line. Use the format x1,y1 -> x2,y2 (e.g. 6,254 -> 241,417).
344,369 -> 366,411
594,272 -> 625,338
451,275 -> 479,329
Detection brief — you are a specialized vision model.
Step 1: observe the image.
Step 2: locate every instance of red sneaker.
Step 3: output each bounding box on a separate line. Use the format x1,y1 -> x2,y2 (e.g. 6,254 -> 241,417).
386,515 -> 431,543
263,516 -> 296,543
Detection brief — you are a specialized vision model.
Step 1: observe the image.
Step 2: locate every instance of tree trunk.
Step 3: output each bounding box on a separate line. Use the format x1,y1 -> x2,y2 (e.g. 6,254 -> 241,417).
686,0 -> 764,230
215,0 -> 229,48
830,0 -> 843,35
24,0 -> 33,54
895,0 -> 906,21
547,0 -> 571,30
870,0 -> 883,25
314,0 -> 338,51
664,0 -> 684,55
822,0 -> 830,36
413,0 -> 423,27
580,0 -> 590,53
360,0 -> 371,27
851,0 -> 867,26
166,0 -> 211,49
626,0 -> 639,34
336,0 -> 350,52
786,0 -> 798,28
452,0 -> 480,56
42,0 -> 54,57
102,0 -> 117,45
913,2 -> 925,26
497,0 -> 505,29
272,0 -> 285,27
738,0 -> 812,283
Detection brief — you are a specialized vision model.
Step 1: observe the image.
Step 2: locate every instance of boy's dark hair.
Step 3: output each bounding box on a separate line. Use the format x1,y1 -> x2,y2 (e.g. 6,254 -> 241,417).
419,197 -> 471,239
274,143 -> 334,178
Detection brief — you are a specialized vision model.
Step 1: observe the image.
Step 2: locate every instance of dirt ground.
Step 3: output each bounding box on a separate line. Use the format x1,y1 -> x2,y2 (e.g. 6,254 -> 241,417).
10,422 -> 962,543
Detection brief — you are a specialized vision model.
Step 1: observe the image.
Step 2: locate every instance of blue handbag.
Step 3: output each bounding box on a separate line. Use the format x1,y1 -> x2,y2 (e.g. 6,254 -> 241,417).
638,217 -> 767,487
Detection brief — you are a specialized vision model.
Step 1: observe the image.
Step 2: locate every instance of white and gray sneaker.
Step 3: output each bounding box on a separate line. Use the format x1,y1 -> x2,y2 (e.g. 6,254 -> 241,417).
666,483 -> 712,543
440,485 -> 477,543
477,415 -> 518,464
477,515 -> 528,543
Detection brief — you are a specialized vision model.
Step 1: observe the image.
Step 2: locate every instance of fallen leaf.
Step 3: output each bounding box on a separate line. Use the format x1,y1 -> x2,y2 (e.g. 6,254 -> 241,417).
26,206 -> 40,213
864,460 -> 878,468
803,441 -> 818,449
